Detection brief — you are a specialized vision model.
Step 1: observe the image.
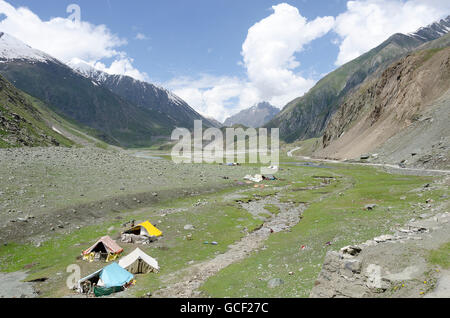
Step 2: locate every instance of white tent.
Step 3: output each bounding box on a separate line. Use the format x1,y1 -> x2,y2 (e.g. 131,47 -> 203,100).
118,248 -> 159,274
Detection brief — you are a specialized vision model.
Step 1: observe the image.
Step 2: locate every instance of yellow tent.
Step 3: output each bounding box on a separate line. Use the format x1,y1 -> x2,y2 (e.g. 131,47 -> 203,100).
125,221 -> 162,237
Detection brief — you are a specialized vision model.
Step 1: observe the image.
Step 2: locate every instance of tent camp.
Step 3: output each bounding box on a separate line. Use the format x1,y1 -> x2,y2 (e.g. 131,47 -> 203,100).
123,221 -> 162,237
82,236 -> 124,262
78,263 -> 134,297
118,248 -> 159,274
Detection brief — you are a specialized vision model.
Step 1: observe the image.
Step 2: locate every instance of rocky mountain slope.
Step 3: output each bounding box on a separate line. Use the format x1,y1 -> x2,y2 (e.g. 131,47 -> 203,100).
315,44 -> 450,169
0,33 -> 209,148
68,59 -> 215,129
0,73 -> 73,148
223,102 -> 279,128
266,15 -> 450,143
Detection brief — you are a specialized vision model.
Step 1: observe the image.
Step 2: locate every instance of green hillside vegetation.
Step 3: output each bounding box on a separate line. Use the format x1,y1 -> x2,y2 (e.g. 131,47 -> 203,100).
0,61 -> 174,148
0,75 -> 73,148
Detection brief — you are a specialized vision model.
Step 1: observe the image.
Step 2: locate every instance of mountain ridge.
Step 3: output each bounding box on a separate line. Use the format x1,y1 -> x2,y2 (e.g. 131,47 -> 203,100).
265,15 -> 450,143
0,33 -> 212,147
67,58 -> 216,130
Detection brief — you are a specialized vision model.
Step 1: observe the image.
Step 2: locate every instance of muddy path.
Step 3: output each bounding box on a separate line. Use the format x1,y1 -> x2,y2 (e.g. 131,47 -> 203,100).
152,194 -> 306,298
0,271 -> 37,298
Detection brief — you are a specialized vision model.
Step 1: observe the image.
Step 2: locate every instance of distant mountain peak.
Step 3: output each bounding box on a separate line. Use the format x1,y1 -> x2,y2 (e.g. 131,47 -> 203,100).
224,102 -> 280,128
0,32 -> 54,63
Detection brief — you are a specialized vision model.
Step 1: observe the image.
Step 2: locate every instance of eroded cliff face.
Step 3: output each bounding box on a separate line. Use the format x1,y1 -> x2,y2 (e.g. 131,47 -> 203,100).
316,47 -> 450,162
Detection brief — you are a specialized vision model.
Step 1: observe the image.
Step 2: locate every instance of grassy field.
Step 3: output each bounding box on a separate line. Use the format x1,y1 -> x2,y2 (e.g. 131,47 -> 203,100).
0,156 -> 446,298
200,165 -> 444,297
428,242 -> 450,269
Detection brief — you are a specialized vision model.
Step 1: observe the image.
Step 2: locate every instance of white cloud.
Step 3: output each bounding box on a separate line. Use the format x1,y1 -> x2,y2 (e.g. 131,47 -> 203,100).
171,1 -> 450,121
135,32 -> 149,40
94,57 -> 149,82
166,75 -> 250,122
334,0 -> 450,65
0,0 -> 147,80
168,3 -> 335,121
242,3 -> 334,102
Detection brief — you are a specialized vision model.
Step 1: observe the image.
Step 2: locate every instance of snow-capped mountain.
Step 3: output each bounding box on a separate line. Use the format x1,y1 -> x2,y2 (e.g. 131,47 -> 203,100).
68,58 -> 216,129
0,32 -> 213,147
0,32 -> 54,63
224,102 -> 280,128
409,15 -> 450,42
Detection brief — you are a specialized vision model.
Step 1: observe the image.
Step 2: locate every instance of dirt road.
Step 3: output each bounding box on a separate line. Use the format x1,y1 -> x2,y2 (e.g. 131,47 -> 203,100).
287,148 -> 450,175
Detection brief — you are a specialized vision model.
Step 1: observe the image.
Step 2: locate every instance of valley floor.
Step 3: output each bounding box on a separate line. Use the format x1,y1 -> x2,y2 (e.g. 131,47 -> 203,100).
0,147 -> 448,298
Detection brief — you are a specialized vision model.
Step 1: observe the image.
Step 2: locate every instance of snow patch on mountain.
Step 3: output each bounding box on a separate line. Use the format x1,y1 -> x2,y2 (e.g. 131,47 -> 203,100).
67,58 -> 108,83
0,32 -> 53,63
408,15 -> 450,42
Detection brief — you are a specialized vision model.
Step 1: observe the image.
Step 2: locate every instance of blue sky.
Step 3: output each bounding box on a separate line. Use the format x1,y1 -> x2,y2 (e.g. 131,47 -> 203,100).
1,0 -> 449,120
9,0 -> 345,83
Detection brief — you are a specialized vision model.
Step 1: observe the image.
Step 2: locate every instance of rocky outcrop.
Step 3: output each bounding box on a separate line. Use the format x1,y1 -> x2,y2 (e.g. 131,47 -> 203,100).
311,209 -> 450,298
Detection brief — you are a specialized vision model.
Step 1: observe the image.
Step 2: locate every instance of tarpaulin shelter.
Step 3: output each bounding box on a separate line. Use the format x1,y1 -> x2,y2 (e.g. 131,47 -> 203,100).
118,248 -> 159,274
82,236 -> 123,262
99,263 -> 134,288
77,263 -> 134,297
124,221 -> 162,237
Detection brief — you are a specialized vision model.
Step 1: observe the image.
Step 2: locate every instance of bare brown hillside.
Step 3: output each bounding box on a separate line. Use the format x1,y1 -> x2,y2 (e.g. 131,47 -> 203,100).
315,47 -> 450,167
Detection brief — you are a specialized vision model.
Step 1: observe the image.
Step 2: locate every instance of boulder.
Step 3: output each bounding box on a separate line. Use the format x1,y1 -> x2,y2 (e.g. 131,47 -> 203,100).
120,233 -> 156,245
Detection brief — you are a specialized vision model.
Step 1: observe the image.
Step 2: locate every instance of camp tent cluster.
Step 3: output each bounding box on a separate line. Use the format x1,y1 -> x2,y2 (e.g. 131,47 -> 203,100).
77,220 -> 161,297
78,247 -> 159,297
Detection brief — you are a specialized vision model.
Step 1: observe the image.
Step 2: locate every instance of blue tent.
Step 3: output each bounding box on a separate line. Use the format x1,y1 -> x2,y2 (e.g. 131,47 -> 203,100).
99,263 -> 134,288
